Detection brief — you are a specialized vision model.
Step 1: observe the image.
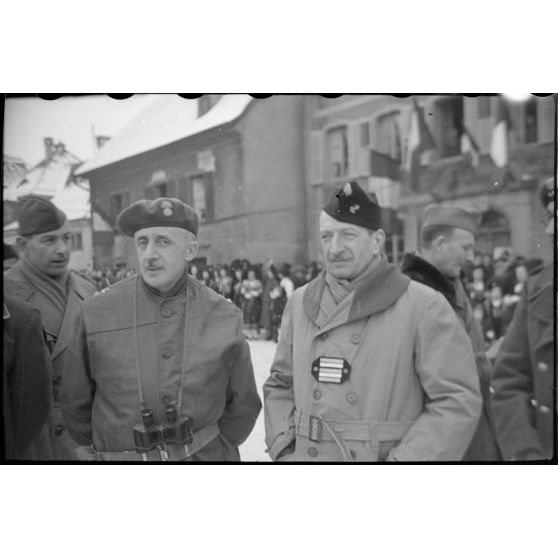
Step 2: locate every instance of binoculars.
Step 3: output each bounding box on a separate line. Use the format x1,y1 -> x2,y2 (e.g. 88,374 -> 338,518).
133,405 -> 193,459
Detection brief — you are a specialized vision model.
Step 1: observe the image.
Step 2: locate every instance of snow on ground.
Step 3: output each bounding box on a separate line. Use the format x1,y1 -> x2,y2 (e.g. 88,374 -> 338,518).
239,339 -> 277,462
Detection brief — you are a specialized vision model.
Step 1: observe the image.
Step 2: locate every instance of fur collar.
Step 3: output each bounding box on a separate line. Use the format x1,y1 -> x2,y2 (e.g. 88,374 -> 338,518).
400,253 -> 456,308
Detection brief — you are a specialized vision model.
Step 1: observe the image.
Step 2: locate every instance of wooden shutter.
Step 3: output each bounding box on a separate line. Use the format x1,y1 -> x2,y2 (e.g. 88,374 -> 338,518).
204,173 -> 215,221
309,130 -> 323,185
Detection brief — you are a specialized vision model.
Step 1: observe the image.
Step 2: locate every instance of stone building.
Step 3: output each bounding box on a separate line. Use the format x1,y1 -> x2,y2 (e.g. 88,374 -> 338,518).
303,94 -> 556,264
76,94 -> 307,269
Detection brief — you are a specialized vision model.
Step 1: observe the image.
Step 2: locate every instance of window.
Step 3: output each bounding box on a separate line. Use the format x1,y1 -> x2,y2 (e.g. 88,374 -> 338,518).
109,191 -> 130,220
478,97 -> 491,118
375,111 -> 402,161
327,126 -> 349,178
145,182 -> 167,199
524,97 -> 538,143
70,232 -> 83,252
360,122 -> 370,147
477,209 -> 511,256
177,174 -> 215,222
192,176 -> 207,219
435,97 -> 463,158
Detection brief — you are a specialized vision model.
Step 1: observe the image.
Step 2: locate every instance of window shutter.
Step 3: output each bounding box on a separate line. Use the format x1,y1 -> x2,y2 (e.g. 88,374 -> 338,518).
537,96 -> 555,143
309,130 -> 323,184
205,174 -> 215,221
348,122 -> 360,177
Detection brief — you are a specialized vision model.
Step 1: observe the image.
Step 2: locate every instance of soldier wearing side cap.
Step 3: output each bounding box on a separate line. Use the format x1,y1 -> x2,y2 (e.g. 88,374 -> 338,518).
61,198 -> 261,461
400,206 -> 502,461
491,178 -> 555,460
4,195 -> 97,460
263,181 -> 482,462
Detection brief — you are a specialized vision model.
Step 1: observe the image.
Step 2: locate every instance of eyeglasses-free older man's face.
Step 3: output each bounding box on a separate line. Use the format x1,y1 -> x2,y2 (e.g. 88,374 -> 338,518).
319,211 -> 384,281
134,226 -> 199,294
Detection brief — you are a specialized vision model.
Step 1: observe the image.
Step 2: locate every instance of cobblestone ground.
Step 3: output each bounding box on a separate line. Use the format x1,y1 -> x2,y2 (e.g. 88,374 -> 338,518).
239,339 -> 277,462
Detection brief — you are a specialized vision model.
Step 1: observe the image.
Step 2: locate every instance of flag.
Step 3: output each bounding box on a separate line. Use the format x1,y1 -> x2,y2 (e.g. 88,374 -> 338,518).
490,97 -> 513,168
369,150 -> 401,208
404,98 -> 435,190
460,124 -> 481,168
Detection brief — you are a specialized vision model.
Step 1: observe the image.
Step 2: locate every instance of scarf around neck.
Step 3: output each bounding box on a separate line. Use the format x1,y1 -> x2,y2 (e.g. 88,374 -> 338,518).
19,257 -> 69,328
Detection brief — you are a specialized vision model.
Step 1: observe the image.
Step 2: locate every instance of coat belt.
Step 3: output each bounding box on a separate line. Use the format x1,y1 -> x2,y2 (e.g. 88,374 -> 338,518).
296,414 -> 413,443
76,423 -> 220,461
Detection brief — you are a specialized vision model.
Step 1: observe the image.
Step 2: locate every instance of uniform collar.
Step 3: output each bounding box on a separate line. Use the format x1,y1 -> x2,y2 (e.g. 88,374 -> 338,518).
303,257 -> 409,325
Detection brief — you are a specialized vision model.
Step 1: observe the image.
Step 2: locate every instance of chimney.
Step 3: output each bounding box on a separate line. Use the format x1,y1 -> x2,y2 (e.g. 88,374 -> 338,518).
44,137 -> 54,160
95,135 -> 111,150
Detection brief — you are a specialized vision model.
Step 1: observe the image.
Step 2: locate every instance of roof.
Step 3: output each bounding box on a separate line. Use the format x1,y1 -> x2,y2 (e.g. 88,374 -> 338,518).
3,145 -> 90,230
3,155 -> 30,190
76,94 -> 253,176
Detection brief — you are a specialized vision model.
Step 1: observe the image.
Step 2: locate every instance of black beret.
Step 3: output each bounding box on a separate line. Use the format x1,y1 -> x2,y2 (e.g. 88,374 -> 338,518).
117,197 -> 199,237
16,195 -> 67,236
539,177 -> 555,208
421,205 -> 479,237
322,181 -> 382,230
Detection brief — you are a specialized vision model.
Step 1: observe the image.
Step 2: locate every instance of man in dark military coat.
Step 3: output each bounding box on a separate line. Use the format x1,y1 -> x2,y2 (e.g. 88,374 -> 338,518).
491,178 -> 555,460
4,196 -> 97,460
61,198 -> 261,461
3,296 -> 52,459
400,206 -> 502,461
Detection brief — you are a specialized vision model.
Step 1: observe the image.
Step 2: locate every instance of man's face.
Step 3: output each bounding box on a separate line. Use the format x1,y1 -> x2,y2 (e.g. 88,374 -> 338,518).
18,225 -> 71,277
436,228 -> 476,279
319,211 -> 384,281
135,226 -> 198,293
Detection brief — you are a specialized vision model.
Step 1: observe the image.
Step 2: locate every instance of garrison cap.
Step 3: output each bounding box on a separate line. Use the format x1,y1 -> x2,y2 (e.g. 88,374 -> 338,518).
323,181 -> 382,230
117,197 -> 199,237
539,177 -> 555,208
16,195 -> 67,236
421,205 -> 479,237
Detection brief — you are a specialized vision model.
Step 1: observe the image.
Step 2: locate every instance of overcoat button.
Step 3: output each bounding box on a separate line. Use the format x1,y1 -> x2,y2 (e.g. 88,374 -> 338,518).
537,362 -> 548,373
346,393 -> 358,404
54,425 -> 65,436
161,395 -> 173,405
162,308 -> 173,318
530,398 -> 538,408
538,405 -> 550,414
162,350 -> 172,359
313,389 -> 322,400
308,447 -> 318,458
350,334 -> 361,344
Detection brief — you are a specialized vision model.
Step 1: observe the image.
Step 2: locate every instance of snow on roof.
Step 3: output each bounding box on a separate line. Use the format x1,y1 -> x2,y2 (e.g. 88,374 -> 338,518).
3,155 -> 30,190
76,94 -> 253,176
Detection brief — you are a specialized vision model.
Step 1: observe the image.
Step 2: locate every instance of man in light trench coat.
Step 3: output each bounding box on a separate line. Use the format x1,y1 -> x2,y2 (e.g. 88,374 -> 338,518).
61,197 -> 261,461
263,181 -> 483,462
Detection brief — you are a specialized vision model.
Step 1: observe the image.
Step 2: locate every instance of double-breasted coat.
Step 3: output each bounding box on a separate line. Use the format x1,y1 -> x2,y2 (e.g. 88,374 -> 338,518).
263,260 -> 483,462
61,274 -> 262,461
491,264 -> 555,460
4,263 -> 97,460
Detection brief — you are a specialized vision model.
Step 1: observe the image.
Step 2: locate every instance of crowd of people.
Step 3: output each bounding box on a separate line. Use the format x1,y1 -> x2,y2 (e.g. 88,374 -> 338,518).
74,248 -> 535,351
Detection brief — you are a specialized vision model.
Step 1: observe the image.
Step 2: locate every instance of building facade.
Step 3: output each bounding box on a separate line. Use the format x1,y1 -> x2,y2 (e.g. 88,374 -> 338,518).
303,94 -> 556,264
77,95 -> 307,269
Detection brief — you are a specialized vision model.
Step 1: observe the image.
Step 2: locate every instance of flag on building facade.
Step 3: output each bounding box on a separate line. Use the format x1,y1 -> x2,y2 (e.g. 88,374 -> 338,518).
369,150 -> 401,208
460,124 -> 481,168
490,97 -> 513,168
404,98 -> 435,190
